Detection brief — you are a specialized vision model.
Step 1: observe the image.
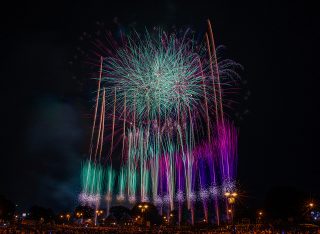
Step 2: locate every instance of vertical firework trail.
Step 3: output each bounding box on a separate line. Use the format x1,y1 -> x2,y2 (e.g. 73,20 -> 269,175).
121,93 -> 126,163
175,154 -> 184,225
88,56 -> 103,162
116,166 -> 127,202
105,166 -> 115,216
110,88 -> 117,159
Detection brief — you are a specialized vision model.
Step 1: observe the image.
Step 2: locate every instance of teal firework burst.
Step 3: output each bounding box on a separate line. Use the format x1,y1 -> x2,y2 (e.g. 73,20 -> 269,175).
103,31 -> 205,122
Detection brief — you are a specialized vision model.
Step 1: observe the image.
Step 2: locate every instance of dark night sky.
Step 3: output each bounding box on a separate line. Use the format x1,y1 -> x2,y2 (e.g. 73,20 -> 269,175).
0,0 -> 319,212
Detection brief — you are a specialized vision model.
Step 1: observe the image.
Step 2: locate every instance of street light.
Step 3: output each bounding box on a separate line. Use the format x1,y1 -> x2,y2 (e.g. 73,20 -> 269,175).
225,192 -> 237,204
76,212 -> 84,224
76,212 -> 83,217
225,191 -> 238,233
138,203 -> 149,226
257,210 -> 263,224
163,215 -> 168,224
96,210 -> 103,216
138,204 -> 149,213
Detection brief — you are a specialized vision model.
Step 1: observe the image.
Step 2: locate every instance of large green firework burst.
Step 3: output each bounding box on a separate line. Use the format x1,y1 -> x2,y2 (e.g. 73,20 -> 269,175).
103,31 -> 205,122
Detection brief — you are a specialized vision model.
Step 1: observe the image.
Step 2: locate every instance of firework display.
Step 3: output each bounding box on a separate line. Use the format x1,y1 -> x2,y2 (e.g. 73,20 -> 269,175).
79,20 -> 241,225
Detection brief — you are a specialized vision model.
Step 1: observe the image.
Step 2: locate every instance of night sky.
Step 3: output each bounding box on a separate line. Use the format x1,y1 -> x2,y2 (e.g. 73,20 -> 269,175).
0,1 -> 318,212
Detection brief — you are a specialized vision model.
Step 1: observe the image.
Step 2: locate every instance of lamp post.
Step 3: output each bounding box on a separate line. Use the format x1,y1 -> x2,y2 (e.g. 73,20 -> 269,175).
306,202 -> 315,222
76,212 -> 83,224
169,212 -> 174,225
257,211 -> 263,224
66,214 -> 71,222
95,210 -> 103,225
163,215 -> 167,224
225,192 -> 237,222
225,192 -> 237,234
138,204 -> 149,226
60,214 -> 64,224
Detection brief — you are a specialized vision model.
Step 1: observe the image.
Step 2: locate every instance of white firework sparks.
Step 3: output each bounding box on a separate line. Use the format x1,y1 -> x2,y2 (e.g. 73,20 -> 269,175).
163,194 -> 170,204
188,191 -> 197,202
116,194 -> 125,202
176,190 -> 185,203
105,193 -> 112,202
199,189 -> 209,201
209,185 -> 220,198
128,195 -> 136,204
153,195 -> 163,205
222,180 -> 236,194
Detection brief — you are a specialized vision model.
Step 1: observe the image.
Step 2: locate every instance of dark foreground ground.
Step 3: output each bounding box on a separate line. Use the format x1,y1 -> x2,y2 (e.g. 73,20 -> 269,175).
1,224 -> 319,234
